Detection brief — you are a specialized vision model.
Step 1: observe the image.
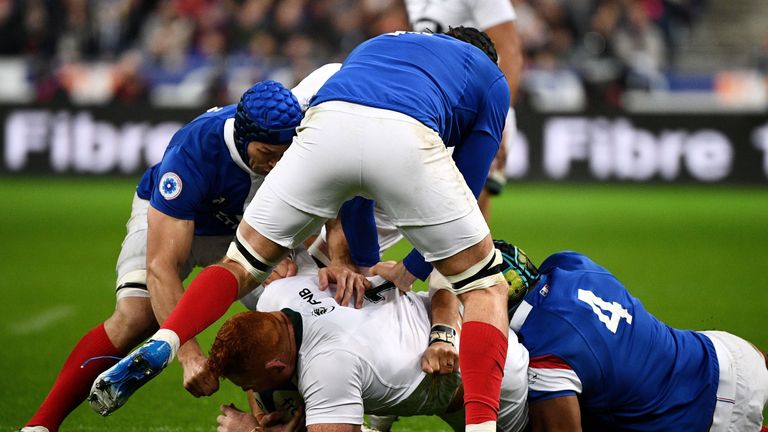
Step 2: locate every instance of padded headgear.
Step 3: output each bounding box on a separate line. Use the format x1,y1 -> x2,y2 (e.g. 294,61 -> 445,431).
493,239 -> 539,312
234,80 -> 302,163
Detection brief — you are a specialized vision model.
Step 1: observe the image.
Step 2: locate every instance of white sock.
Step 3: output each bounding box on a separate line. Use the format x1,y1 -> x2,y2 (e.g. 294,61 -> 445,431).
151,329 -> 180,362
466,420 -> 496,432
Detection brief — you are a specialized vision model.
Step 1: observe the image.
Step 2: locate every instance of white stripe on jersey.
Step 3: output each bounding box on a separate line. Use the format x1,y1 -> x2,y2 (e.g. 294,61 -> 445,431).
528,366 -> 583,395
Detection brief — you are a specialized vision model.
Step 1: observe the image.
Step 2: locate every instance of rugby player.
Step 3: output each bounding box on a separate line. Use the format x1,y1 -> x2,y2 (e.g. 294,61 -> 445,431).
209,260 -> 531,432
21,64 -> 342,432
93,27 -> 513,431
405,0 -> 524,219
495,240 -> 768,431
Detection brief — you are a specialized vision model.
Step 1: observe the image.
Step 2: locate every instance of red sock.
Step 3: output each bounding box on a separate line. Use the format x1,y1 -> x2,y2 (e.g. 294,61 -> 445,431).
27,323 -> 121,431
460,321 -> 507,425
761,426 -> 768,432
161,265 -> 239,344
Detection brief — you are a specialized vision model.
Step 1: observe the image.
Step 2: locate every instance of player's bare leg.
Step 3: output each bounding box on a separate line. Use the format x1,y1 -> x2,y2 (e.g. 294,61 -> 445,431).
24,298 -> 156,431
433,235 -> 509,432
90,223 -> 289,416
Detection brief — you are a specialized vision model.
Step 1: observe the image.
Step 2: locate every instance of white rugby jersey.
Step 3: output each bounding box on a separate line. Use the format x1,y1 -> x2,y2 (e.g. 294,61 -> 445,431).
405,0 -> 516,33
257,275 -> 433,426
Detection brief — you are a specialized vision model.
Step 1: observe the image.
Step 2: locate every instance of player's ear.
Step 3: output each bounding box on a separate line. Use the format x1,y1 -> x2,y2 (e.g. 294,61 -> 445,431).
264,359 -> 287,372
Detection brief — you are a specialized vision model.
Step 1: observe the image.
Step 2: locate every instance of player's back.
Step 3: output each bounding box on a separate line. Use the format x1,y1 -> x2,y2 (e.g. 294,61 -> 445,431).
310,32 -> 508,148
513,252 -> 719,431
258,275 -> 431,414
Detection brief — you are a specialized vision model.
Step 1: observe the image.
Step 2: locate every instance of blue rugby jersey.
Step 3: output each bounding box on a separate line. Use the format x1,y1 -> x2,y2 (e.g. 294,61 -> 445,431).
318,32 -> 509,275
512,252 -> 719,432
136,105 -> 258,236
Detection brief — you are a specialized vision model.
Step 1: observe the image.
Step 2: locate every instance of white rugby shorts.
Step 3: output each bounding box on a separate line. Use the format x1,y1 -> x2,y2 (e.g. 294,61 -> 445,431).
702,330 -> 768,432
243,101 -> 489,262
115,194 -> 232,300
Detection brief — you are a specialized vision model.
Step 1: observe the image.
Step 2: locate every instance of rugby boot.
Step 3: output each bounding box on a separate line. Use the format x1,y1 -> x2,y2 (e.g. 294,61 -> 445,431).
88,339 -> 171,416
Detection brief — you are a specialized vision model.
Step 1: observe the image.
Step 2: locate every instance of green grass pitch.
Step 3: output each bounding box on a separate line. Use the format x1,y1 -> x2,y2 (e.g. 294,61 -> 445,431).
1,177 -> 766,431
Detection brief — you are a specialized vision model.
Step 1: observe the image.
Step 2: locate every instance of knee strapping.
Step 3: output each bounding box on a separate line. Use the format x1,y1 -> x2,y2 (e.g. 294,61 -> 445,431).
445,248 -> 506,295
225,230 -> 276,284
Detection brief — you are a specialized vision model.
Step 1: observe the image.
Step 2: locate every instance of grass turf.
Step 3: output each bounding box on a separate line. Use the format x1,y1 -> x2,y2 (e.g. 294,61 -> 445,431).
1,177 -> 766,431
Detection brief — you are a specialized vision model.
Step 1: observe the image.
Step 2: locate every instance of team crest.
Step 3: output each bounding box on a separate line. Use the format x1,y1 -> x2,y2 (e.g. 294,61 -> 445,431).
159,172 -> 182,200
311,306 -> 335,316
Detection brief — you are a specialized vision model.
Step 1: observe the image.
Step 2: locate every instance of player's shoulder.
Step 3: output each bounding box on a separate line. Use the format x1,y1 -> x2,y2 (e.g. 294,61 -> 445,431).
177,105 -> 236,139
163,104 -> 236,162
539,252 -> 612,277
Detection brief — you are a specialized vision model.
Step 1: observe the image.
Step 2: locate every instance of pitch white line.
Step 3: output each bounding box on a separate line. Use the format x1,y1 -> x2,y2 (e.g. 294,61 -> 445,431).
8,305 -> 76,334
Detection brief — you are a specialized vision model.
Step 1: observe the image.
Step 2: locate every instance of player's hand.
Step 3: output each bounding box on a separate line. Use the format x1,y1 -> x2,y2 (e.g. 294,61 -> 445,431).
261,404 -> 305,431
319,265 -> 371,309
370,261 -> 415,292
265,257 -> 298,286
421,341 -> 458,375
217,404 -> 258,432
180,351 -> 219,397
218,403 -> 306,432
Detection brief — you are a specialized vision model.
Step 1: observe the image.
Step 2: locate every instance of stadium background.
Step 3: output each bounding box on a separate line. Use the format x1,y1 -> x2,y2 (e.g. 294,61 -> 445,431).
1,0 -> 767,430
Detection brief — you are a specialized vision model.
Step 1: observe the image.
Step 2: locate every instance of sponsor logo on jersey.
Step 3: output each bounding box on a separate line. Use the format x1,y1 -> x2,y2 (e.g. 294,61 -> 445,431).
159,172 -> 182,200
539,284 -> 549,297
311,306 -> 335,316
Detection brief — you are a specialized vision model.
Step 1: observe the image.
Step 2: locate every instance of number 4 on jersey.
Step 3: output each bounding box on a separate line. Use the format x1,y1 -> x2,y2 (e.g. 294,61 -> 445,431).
577,289 -> 633,334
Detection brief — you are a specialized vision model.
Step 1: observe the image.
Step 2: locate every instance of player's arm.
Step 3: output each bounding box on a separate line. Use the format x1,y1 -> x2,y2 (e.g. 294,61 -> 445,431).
529,395 -> 582,432
146,205 -> 194,325
421,279 -> 461,375
146,206 -> 218,396
320,213 -> 372,309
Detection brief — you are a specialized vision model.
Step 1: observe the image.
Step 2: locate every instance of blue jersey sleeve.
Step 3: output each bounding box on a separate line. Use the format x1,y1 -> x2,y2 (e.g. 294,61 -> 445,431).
402,249 -> 433,281
340,197 -> 380,268
452,76 -> 509,197
149,145 -> 210,220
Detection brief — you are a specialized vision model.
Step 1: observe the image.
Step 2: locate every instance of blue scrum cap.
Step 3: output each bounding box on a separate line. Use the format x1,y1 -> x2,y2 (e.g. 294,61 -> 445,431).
234,80 -> 302,159
493,239 -> 539,313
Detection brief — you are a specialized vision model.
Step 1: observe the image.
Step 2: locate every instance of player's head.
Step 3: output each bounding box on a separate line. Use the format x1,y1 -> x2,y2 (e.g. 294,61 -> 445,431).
208,311 -> 296,393
493,239 -> 539,313
444,26 -> 498,64
234,80 -> 302,171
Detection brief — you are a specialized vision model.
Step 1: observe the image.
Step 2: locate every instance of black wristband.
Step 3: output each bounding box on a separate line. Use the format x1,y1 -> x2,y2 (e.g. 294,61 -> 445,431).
429,324 -> 457,346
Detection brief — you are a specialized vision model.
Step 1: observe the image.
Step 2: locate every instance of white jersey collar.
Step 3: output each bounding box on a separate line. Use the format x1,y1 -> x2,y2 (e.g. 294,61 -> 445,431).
223,117 -> 257,177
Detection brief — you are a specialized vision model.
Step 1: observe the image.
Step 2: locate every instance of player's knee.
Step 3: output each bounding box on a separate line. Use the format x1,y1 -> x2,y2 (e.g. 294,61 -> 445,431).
225,230 -> 277,285
107,298 -> 158,350
445,248 -> 506,295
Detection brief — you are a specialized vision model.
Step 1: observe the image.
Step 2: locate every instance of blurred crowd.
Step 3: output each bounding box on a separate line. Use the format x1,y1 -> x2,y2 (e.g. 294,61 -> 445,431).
0,0 -> 714,109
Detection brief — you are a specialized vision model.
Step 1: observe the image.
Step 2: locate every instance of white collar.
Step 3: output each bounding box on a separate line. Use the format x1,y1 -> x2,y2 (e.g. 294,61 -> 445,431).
223,118 -> 257,177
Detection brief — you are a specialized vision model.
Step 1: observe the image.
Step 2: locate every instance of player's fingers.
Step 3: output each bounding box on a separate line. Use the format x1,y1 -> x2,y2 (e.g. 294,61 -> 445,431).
286,260 -> 298,277
261,411 -> 285,426
441,356 -> 455,374
286,405 -> 306,430
354,280 -> 365,309
318,268 -> 330,290
422,351 -> 442,374
421,355 -> 435,374
370,261 -> 393,279
339,274 -> 354,307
